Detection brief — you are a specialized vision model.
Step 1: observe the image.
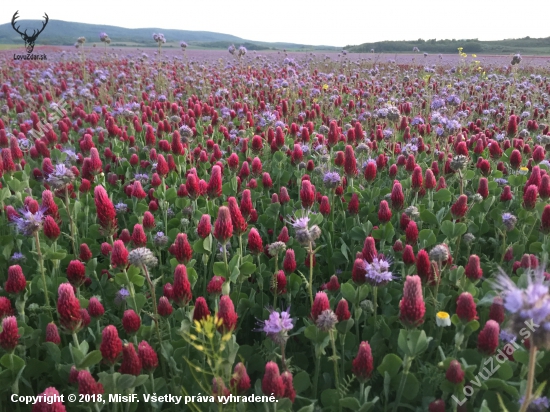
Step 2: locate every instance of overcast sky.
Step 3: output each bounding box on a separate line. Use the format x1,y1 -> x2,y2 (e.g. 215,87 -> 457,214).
3,1 -> 550,47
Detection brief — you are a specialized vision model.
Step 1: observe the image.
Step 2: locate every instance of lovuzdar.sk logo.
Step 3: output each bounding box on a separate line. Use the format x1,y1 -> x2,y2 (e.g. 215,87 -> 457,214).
11,10 -> 49,60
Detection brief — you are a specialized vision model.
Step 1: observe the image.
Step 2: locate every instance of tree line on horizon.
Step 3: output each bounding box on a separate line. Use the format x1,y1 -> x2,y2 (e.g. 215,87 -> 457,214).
345,37 -> 550,54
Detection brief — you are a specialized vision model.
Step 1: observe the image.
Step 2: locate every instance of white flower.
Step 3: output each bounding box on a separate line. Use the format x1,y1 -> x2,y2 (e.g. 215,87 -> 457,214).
436,311 -> 451,327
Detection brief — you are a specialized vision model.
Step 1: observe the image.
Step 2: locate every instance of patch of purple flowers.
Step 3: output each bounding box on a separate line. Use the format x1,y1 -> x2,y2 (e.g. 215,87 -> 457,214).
259,308 -> 294,345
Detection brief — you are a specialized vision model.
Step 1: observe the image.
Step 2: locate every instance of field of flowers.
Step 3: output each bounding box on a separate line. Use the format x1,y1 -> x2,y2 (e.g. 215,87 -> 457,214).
0,41 -> 550,412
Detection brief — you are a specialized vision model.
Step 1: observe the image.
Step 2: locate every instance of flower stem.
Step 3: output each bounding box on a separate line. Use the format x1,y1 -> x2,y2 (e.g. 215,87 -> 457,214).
34,232 -> 52,319
280,343 -> 287,371
329,330 -> 340,392
312,354 -> 321,398
72,332 -> 80,349
453,235 -> 461,265
340,333 -> 346,379
222,242 -> 229,279
142,265 -> 168,381
373,286 -> 378,327
123,269 -> 139,313
257,254 -> 263,310
308,241 -> 314,307
65,185 -> 77,255
203,254 -> 209,298
428,326 -> 444,360
519,345 -> 538,412
525,218 -> 537,244
239,234 -> 243,259
392,354 -> 412,412
150,371 -> 156,393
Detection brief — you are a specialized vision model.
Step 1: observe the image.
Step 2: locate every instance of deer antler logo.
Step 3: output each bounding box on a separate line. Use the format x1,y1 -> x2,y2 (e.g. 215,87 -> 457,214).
11,11 -> 49,53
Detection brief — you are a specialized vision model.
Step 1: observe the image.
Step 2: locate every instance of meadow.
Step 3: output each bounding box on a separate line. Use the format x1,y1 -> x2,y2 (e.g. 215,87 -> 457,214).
0,41 -> 549,412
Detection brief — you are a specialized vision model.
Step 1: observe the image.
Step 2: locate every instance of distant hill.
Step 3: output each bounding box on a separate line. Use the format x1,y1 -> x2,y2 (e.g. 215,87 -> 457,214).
0,19 -> 340,51
344,37 -> 550,55
3,20 -> 547,55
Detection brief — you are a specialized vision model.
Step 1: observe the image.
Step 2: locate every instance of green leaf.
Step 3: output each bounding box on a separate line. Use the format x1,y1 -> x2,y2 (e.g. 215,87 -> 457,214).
340,397 -> 361,410
79,350 -> 103,369
289,273 -> 302,295
349,226 -> 366,241
229,266 -> 240,283
266,203 -> 281,220
228,253 -> 240,273
114,272 -> 126,286
400,372 -> 420,400
117,374 -> 136,391
336,319 -> 354,335
512,349 -> 529,364
418,229 -> 436,247
483,196 -> 495,213
0,188 -> 11,202
304,325 -> 328,343
136,203 -> 149,215
42,342 -> 61,364
372,229 -> 383,240
7,178 -> 22,193
433,189 -> 452,202
128,293 -> 147,313
454,223 -> 467,238
464,320 -> 480,335
377,353 -> 403,379
70,345 -> 85,367
496,394 -> 510,412
340,242 -> 349,261
213,262 -> 228,277
420,210 -> 438,226
193,239 -> 206,254
296,406 -> 314,412
496,361 -> 513,381
187,267 -> 198,288
165,188 -> 177,201
133,375 -> 149,388
203,235 -> 212,253
97,372 -> 120,393
25,359 -> 49,378
397,329 -> 430,357
0,354 -> 25,372
239,262 -> 256,275
440,220 -> 466,238
130,273 -> 145,287
44,250 -> 67,261
484,378 -> 518,398
341,282 -> 356,304
358,398 -> 379,412
222,182 -> 233,196
383,222 -> 395,243
273,151 -> 285,163
530,242 -> 543,254
79,340 -> 89,355
293,371 -> 311,394
321,389 -> 339,408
